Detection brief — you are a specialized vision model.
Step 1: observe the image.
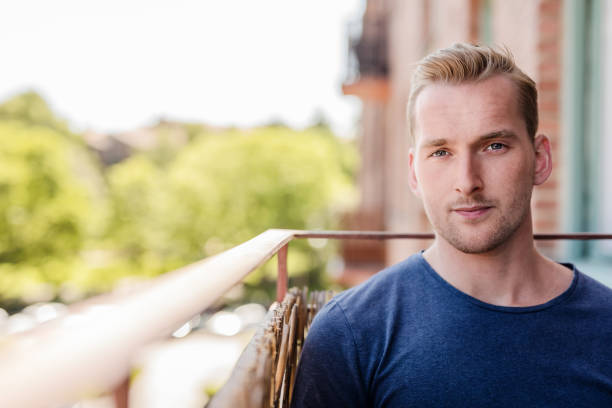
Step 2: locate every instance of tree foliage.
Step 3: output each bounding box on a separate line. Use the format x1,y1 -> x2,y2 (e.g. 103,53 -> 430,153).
0,92 -> 357,309
106,127 -> 357,301
0,91 -> 71,134
0,94 -> 108,308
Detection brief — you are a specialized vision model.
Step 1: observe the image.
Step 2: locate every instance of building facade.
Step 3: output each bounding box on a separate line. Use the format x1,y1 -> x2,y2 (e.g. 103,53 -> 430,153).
343,0 -> 612,284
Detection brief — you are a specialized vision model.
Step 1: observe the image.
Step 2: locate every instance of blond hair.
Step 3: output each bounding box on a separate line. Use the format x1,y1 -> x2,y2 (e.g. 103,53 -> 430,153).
407,43 -> 538,144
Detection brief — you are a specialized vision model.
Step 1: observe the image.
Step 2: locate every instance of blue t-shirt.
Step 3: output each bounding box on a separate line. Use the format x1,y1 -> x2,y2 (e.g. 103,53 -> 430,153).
291,253 -> 612,407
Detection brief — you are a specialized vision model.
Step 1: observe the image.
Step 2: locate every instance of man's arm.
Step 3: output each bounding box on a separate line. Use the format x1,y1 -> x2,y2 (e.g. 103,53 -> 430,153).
291,299 -> 368,407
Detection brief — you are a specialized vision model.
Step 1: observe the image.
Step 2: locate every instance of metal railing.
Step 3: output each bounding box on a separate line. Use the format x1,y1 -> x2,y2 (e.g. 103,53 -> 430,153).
1,229 -> 611,407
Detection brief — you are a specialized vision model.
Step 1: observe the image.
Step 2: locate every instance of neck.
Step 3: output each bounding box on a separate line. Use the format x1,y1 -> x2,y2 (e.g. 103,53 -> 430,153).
423,218 -> 573,307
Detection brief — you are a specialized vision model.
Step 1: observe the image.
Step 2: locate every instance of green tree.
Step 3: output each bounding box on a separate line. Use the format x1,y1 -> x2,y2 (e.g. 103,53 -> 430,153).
0,91 -> 71,134
0,120 -> 106,305
0,93 -> 107,309
107,126 -> 357,302
0,91 -> 358,308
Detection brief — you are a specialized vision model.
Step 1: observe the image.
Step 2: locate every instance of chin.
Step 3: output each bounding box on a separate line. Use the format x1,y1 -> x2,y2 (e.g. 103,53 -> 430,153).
449,238 -> 506,254
426,202 -> 531,254
438,225 -> 516,254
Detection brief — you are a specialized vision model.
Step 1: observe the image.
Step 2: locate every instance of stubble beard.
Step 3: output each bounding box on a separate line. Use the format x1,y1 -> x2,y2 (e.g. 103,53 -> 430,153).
425,189 -> 533,254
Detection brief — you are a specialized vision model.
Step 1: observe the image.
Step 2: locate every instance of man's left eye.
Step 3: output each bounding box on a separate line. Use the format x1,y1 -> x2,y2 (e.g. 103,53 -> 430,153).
486,143 -> 505,151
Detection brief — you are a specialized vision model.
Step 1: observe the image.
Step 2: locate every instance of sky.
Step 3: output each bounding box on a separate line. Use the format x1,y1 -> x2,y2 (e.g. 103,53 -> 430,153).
0,0 -> 364,137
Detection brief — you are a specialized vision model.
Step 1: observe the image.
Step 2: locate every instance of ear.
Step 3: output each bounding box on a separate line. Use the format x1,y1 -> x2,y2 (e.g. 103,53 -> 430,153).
408,147 -> 421,197
533,134 -> 553,186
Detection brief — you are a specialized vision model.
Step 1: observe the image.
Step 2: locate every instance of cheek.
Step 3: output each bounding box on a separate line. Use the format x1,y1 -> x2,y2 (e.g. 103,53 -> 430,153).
506,153 -> 535,181
416,164 -> 451,200
485,154 -> 534,195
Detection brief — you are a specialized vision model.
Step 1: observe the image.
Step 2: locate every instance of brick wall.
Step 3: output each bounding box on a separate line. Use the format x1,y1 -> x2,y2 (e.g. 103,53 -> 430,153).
532,0 -> 562,255
347,0 -> 565,274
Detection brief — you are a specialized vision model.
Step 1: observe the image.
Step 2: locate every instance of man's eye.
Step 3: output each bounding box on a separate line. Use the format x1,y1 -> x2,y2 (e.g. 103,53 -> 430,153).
486,143 -> 505,151
431,150 -> 449,157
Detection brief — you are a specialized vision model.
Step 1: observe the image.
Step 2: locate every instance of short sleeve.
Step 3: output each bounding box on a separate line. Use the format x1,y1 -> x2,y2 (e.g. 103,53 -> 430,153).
291,299 -> 368,408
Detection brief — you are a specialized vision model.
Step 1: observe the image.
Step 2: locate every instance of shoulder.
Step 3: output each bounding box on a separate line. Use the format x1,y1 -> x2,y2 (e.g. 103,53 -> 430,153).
308,251 -> 426,343
308,252 -> 428,362
293,295 -> 369,406
293,253 -> 426,406
331,252 -> 426,317
574,269 -> 612,308
561,267 -> 612,327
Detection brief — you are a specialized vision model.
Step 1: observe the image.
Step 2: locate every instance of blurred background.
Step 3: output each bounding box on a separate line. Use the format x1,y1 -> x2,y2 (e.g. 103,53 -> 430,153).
1,0 -> 611,407
0,0 -> 362,314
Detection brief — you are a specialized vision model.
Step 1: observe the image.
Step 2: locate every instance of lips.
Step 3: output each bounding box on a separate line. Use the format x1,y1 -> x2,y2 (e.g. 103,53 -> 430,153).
452,206 -> 493,220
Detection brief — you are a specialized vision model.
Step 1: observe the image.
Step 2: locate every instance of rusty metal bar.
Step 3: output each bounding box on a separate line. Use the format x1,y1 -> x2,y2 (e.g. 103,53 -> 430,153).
533,233 -> 612,240
277,244 -> 289,303
113,378 -> 129,408
295,231 -> 434,239
293,231 -> 612,240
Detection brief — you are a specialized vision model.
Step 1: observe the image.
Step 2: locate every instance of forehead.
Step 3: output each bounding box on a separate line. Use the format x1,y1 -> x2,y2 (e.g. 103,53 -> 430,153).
413,75 -> 524,145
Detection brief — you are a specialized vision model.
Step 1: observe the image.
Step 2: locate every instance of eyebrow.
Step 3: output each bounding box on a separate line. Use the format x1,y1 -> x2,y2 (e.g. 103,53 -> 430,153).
420,129 -> 519,148
478,130 -> 518,142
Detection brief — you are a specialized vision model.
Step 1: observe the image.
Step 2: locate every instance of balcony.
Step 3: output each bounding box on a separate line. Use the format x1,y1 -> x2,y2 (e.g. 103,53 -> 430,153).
1,230 -> 610,407
343,17 -> 390,101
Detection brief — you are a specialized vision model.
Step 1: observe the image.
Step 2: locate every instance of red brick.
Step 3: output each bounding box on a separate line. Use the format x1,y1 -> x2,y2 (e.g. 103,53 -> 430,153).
538,81 -> 559,92
539,0 -> 561,14
535,200 -> 558,209
542,65 -> 560,77
538,91 -> 559,102
540,180 -> 558,189
539,19 -> 560,33
538,54 -> 561,67
534,220 -> 559,231
539,122 -> 558,131
539,100 -> 559,112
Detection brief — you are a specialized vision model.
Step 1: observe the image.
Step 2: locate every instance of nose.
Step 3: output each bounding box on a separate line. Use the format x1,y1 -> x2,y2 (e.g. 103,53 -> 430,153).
454,154 -> 483,195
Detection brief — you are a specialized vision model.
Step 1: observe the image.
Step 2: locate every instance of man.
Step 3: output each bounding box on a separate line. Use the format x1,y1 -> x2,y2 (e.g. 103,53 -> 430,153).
291,43 -> 612,407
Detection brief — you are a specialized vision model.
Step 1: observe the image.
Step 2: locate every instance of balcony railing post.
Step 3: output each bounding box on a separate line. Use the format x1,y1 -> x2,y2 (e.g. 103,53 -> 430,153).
276,244 -> 289,303
113,377 -> 129,408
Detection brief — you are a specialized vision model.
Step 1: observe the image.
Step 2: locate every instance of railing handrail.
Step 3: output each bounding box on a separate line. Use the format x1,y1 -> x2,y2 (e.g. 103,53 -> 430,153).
0,229 -> 296,408
1,229 -> 610,407
294,231 -> 612,240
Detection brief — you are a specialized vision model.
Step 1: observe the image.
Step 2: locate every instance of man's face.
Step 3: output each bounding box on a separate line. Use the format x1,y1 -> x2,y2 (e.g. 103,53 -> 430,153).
408,75 -> 551,253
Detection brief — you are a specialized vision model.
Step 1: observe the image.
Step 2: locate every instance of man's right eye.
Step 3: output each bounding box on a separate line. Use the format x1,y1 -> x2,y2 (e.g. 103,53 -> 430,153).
431,150 -> 449,157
